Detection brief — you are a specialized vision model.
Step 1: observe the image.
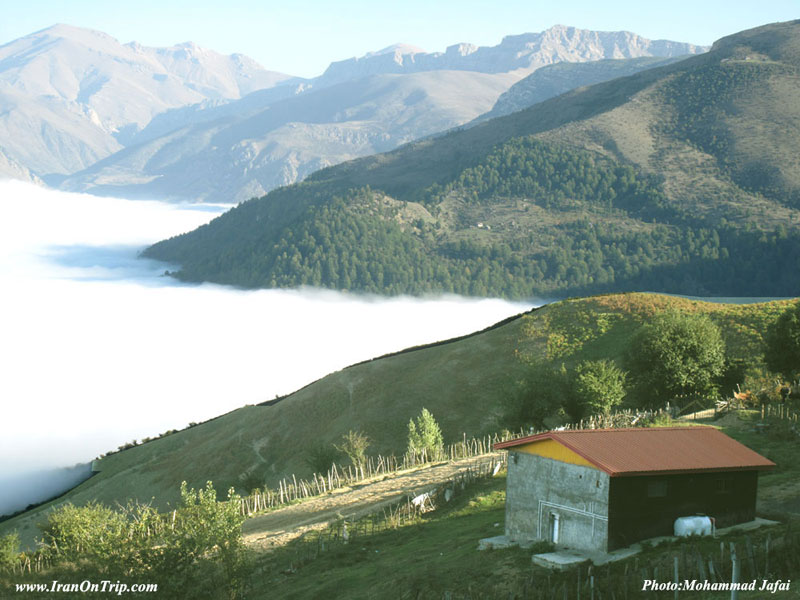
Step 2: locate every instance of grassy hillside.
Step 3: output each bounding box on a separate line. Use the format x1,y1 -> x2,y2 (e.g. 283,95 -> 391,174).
0,293 -> 791,547
5,411 -> 799,598
144,21 -> 800,299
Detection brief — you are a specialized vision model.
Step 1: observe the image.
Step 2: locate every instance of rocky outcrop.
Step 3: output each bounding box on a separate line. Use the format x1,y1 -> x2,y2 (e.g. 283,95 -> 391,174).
317,25 -> 706,85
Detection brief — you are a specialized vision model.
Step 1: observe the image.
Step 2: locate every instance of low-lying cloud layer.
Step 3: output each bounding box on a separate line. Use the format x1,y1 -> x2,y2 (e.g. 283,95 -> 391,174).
0,464 -> 93,517
0,180 -> 534,515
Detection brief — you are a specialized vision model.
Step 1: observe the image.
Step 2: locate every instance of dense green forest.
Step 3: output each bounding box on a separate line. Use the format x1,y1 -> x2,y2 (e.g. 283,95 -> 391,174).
423,138 -> 669,217
158,139 -> 800,299
145,21 -> 800,299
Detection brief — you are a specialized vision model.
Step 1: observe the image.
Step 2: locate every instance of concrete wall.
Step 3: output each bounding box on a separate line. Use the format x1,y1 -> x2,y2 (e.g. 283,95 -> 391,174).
505,451 -> 610,552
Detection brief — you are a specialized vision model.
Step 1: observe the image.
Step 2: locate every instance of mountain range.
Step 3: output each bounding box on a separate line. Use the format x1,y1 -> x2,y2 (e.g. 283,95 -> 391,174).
144,20 -> 800,299
0,23 -> 704,201
0,24 -> 292,180
58,70 -> 519,202
315,25 -> 705,83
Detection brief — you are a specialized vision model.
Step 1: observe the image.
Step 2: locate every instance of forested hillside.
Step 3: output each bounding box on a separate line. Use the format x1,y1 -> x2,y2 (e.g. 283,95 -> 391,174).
145,21 -> 800,299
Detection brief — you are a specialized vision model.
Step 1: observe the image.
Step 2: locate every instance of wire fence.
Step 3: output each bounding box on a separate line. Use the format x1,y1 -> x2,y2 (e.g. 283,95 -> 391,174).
237,433 -> 513,516
237,407 -> 673,516
284,455 -> 504,567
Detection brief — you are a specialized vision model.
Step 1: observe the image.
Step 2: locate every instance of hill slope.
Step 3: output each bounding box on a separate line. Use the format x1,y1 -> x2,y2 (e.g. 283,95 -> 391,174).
472,55 -> 686,123
0,293 -> 790,546
144,20 -> 800,299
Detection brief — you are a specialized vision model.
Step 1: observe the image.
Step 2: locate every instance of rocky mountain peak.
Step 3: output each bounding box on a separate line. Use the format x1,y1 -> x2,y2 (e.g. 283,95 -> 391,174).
366,43 -> 426,58
317,25 -> 706,86
445,43 -> 478,57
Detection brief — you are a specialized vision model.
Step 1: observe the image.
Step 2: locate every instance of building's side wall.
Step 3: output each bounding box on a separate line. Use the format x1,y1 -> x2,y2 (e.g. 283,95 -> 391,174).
608,470 -> 759,550
505,451 -> 610,552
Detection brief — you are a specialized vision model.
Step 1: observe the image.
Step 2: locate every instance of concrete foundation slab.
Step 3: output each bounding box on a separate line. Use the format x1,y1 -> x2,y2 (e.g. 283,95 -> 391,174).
478,535 -> 515,550
531,518 -> 780,569
630,517 -> 780,549
532,546 -> 638,569
478,535 -> 539,550
589,545 -> 641,566
532,551 -> 591,570
717,517 -> 779,534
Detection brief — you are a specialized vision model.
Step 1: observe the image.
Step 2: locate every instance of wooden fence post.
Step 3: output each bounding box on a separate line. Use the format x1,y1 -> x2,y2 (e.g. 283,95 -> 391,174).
674,555 -> 679,600
730,542 -> 739,600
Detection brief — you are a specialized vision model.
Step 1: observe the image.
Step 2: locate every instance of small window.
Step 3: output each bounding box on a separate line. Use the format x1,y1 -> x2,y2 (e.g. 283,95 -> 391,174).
647,480 -> 667,498
716,477 -> 733,494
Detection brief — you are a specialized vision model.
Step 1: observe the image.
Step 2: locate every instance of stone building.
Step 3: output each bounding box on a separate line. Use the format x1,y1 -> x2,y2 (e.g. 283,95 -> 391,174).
494,427 -> 774,552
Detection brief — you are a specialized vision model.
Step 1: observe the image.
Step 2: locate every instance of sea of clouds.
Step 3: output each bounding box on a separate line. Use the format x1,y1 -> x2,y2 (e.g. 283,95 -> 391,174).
0,180 -> 535,515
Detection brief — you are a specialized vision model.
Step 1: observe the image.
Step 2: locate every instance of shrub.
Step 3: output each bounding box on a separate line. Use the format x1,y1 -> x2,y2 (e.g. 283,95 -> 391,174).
40,501 -> 134,569
39,482 -> 247,598
0,533 -> 20,573
304,443 -> 341,475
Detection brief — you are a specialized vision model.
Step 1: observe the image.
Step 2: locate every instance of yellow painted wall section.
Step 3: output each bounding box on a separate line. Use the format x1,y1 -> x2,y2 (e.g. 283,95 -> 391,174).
515,439 -> 598,470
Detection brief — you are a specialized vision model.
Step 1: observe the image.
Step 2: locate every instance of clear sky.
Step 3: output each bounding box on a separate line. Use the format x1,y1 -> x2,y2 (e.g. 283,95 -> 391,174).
0,1 -> 797,79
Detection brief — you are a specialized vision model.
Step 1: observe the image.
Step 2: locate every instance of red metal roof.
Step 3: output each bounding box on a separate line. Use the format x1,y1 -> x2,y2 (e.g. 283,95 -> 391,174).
494,427 -> 775,477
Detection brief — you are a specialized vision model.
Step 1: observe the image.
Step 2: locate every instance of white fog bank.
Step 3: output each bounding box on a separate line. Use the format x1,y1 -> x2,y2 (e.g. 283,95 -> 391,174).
0,180 -> 535,515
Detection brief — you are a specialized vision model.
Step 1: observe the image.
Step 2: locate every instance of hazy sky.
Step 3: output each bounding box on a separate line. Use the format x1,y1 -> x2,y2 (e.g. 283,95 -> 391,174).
0,1 -> 797,78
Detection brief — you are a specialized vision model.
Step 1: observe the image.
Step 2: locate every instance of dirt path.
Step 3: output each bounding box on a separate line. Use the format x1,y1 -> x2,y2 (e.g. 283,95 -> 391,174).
242,453 -> 503,550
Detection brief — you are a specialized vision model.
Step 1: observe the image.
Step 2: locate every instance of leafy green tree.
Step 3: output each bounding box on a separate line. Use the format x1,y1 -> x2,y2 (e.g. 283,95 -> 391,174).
407,408 -> 445,461
502,363 -> 567,429
765,300 -> 800,381
304,443 -> 341,475
571,360 -> 627,417
335,430 -> 370,469
627,310 -> 726,407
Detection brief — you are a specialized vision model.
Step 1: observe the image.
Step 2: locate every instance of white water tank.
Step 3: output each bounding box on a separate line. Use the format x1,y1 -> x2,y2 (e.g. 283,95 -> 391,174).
674,515 -> 714,537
